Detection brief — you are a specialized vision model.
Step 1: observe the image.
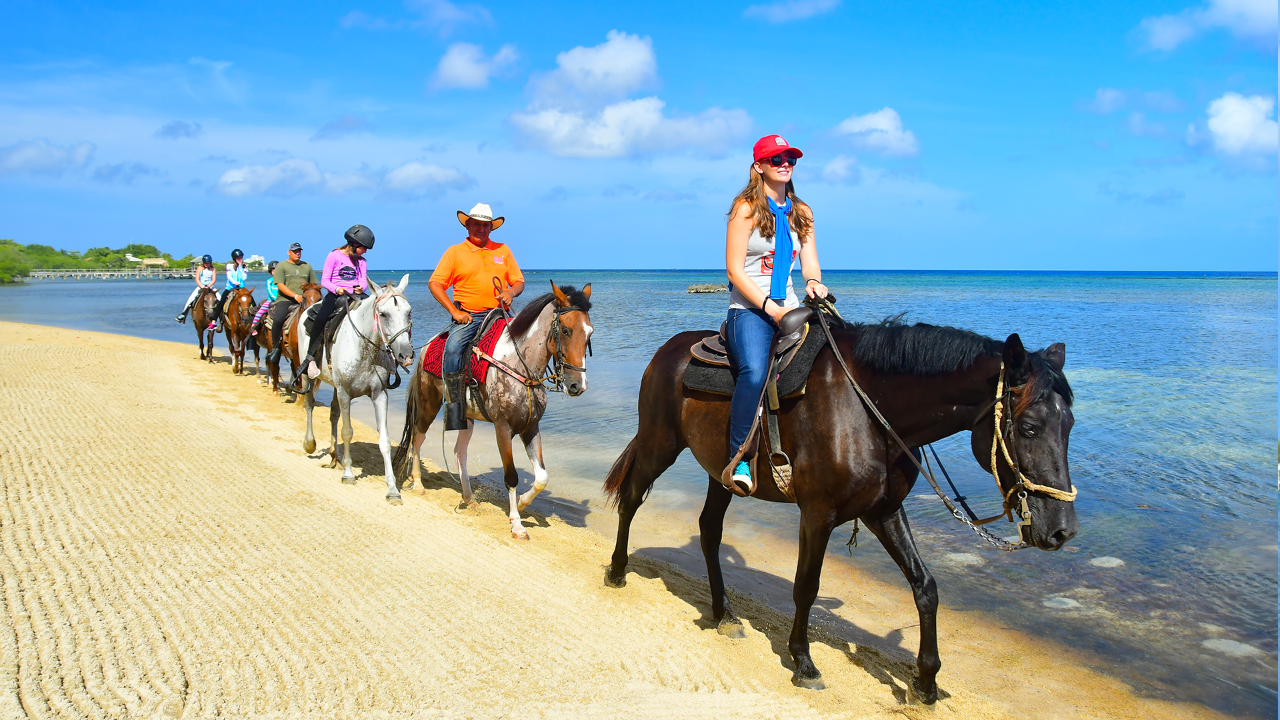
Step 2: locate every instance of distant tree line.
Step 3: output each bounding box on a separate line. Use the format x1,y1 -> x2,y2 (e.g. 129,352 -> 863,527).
0,240 -> 195,283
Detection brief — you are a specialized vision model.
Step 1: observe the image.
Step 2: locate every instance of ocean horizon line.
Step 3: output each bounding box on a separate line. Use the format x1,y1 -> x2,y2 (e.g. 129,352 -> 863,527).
344,268 -> 1277,277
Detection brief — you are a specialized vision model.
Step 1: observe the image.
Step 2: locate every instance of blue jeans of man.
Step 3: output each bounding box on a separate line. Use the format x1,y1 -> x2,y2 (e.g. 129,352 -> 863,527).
726,307 -> 777,455
443,311 -> 491,375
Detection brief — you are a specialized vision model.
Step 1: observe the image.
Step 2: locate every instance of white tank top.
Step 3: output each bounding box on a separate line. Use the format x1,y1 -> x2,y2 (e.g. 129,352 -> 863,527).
729,224 -> 799,310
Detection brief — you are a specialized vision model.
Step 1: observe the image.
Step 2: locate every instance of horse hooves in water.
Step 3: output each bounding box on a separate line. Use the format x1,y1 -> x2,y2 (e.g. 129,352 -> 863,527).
716,616 -> 746,639
386,495 -> 403,505
791,673 -> 825,691
603,567 -> 627,588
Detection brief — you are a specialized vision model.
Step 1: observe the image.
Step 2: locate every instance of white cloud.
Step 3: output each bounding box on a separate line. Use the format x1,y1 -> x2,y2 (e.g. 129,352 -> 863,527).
1127,112 -> 1166,137
1083,88 -> 1128,114
743,0 -> 840,23
214,158 -> 472,199
821,154 -> 861,184
1202,92 -> 1278,155
511,97 -> 751,158
92,162 -> 160,184
432,43 -> 518,90
511,31 -> 752,157
0,138 -> 95,176
1139,0 -> 1277,51
835,108 -> 919,156
381,161 -> 473,196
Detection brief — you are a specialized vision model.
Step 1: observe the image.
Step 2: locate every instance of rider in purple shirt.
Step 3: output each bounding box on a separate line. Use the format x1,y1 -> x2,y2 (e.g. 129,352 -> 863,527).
302,225 -> 374,379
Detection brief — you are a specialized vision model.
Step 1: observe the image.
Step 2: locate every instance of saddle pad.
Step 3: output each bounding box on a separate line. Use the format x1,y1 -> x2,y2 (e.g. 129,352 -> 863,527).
423,318 -> 509,380
683,326 -> 827,398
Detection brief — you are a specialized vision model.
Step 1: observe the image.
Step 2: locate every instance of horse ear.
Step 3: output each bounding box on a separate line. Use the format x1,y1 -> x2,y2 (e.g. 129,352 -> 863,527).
396,273 -> 409,293
581,283 -> 591,300
246,286 -> 255,294
1043,342 -> 1066,372
550,280 -> 569,307
367,278 -> 382,295
1003,333 -> 1031,385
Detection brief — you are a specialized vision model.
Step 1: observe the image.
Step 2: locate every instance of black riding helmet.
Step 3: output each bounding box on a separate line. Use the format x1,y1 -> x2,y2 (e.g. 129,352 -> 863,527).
231,248 -> 244,260
201,254 -> 213,265
344,224 -> 375,250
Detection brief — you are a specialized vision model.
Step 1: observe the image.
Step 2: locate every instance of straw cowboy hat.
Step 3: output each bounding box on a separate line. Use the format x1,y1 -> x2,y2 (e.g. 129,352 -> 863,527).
456,203 -> 505,230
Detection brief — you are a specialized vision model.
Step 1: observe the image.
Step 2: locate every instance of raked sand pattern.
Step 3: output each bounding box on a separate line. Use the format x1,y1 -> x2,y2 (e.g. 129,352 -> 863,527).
0,322 -> 1228,719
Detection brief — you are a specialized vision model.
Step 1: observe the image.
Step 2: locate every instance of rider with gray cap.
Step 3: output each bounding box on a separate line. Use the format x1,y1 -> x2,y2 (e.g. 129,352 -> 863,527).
302,225 -> 374,379
266,241 -> 318,364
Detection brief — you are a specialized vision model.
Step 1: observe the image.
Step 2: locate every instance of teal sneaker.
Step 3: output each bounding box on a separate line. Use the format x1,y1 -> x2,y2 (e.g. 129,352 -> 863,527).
731,459 -> 753,494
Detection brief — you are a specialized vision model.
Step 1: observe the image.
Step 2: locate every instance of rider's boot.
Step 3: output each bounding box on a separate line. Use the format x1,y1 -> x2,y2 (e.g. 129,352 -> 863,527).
443,371 -> 468,431
267,345 -> 283,364
175,311 -> 187,324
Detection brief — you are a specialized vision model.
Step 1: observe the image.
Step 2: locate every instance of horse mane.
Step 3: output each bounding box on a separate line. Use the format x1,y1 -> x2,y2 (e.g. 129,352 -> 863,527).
842,315 -> 1073,407
508,286 -> 592,341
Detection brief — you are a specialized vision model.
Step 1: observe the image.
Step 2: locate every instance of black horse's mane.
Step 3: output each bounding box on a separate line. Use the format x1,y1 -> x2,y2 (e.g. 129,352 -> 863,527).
508,286 -> 592,341
840,315 -> 1073,405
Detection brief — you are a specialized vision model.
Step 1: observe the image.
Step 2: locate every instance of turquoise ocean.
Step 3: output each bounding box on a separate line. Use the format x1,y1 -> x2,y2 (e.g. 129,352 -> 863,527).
1,269 -> 1275,717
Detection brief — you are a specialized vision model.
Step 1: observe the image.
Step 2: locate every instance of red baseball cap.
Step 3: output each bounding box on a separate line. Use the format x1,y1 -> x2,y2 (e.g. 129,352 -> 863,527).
752,134 -> 803,162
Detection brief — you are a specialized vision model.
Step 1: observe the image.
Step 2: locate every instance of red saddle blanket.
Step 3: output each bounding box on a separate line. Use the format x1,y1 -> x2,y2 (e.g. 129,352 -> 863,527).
423,318 -> 508,380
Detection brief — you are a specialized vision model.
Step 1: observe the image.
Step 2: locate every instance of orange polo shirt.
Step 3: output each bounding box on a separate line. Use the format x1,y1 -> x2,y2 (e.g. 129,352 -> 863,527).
429,238 -> 524,312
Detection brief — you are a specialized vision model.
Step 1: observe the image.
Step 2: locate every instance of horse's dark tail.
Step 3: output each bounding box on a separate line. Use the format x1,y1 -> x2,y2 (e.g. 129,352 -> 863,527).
602,436 -> 639,509
392,362 -> 421,480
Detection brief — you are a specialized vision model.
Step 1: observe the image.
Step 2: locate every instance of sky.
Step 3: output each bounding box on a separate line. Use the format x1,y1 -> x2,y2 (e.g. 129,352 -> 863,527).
0,0 -> 1276,271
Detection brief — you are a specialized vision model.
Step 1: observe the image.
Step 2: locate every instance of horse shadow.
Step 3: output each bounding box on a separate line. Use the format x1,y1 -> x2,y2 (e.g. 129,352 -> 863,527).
404,463 -> 555,531
624,537 -> 948,705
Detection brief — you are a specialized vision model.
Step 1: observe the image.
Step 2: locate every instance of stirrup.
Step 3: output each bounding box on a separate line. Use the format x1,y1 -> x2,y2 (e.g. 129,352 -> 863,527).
730,460 -> 754,495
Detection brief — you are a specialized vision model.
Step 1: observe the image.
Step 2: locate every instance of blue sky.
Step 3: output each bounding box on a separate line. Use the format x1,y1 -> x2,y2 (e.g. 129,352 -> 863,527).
1,0 -> 1276,270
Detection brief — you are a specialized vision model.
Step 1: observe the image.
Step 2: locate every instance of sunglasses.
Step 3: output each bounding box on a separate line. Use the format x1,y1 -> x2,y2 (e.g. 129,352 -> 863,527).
765,154 -> 799,167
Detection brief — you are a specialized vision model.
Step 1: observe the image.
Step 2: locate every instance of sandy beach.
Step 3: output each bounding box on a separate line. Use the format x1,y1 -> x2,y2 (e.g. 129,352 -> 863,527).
0,320 -> 1232,719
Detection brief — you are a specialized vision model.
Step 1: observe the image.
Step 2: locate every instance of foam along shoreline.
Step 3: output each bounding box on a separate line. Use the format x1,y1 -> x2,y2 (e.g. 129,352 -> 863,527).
0,320 -> 1231,719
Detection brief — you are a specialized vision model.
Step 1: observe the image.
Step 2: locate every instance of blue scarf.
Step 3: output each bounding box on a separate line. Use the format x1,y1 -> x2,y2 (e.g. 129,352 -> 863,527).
767,196 -> 793,300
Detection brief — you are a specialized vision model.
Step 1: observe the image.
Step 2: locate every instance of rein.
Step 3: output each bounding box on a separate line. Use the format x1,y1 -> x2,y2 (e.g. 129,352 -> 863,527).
809,298 -> 1076,552
347,289 -> 412,391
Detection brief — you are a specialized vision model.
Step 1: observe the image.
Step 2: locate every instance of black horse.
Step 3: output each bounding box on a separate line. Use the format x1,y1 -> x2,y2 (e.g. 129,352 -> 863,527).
603,316 -> 1078,702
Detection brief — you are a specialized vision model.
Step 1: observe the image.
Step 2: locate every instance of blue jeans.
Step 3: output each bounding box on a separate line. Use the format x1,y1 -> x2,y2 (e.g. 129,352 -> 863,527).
443,311 -> 490,374
726,307 -> 777,455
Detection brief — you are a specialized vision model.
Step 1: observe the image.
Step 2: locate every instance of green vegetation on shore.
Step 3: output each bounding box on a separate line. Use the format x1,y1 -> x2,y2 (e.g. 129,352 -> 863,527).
0,239 -> 194,283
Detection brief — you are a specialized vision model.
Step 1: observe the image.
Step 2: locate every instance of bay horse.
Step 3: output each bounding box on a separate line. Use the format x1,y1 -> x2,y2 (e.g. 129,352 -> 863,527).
253,282 -> 322,394
297,275 -> 415,503
190,287 -> 219,362
602,313 -> 1077,703
222,287 -> 257,375
393,282 -> 593,540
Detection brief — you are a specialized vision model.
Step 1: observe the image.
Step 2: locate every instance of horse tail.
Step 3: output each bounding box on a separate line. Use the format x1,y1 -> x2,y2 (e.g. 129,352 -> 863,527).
602,436 -> 639,508
392,360 -> 421,479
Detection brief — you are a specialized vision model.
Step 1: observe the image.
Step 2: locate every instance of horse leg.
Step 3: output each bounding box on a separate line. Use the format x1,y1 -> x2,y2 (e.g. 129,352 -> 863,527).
302,387 -> 317,453
863,507 -> 941,704
409,377 -> 444,492
698,477 -> 743,637
516,427 -> 546,512
494,422 -> 528,540
789,508 -> 837,690
605,433 -> 684,588
452,422 -> 478,509
338,389 -> 356,483
325,393 -> 342,470
372,389 -> 400,504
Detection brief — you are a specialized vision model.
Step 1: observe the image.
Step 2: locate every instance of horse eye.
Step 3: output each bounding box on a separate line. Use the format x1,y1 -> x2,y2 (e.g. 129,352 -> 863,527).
1019,422 -> 1037,438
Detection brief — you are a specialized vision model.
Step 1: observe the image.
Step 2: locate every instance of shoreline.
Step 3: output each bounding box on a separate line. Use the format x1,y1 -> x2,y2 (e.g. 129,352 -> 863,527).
0,319 -> 1235,719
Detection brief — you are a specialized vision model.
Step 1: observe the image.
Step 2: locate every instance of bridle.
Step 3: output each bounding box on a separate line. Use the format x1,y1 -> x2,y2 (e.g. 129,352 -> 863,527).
810,297 -> 1078,552
477,303 -> 592,396
348,288 -> 413,390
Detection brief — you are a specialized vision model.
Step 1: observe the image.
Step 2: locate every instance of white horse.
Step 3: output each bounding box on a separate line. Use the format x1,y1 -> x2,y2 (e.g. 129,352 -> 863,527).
298,275 -> 415,503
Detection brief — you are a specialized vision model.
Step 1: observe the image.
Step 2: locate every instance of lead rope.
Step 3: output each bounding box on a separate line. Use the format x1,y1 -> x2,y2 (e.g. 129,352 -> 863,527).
810,299 -> 1030,552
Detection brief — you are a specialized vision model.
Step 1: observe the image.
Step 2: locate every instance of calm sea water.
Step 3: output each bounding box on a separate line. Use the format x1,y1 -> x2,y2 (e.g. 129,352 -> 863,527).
1,269 -> 1275,717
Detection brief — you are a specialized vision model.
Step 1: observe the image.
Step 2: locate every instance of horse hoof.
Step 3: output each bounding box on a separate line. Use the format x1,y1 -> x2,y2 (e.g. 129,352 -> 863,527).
603,568 -> 627,588
400,478 -> 415,491
341,477 -> 357,485
717,618 -> 746,639
511,529 -> 530,540
303,440 -> 316,454
386,495 -> 403,506
911,678 -> 938,705
791,673 -> 825,691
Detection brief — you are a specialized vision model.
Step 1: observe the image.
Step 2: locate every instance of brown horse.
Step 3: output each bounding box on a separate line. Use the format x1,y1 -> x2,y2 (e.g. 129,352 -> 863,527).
394,282 -> 594,539
602,314 -> 1077,702
222,287 -> 256,375
254,282 -> 322,394
190,287 -> 219,362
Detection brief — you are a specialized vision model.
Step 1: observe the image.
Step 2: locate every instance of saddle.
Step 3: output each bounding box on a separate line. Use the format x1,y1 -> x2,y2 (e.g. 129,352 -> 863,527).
303,295 -> 356,365
422,308 -> 507,385
683,307 -> 821,501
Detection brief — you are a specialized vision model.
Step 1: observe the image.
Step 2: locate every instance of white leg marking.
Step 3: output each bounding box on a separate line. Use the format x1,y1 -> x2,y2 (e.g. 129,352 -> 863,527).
517,434 -> 548,512
509,487 -> 528,540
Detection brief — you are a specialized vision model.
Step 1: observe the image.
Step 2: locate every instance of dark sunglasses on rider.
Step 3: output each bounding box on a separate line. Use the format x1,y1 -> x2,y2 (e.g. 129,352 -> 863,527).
766,153 -> 799,167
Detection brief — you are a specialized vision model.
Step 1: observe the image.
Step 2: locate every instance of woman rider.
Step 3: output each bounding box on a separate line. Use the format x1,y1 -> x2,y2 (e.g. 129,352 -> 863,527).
301,225 -> 373,379
212,249 -> 247,332
724,134 -> 828,494
250,260 -> 279,336
176,254 -> 217,324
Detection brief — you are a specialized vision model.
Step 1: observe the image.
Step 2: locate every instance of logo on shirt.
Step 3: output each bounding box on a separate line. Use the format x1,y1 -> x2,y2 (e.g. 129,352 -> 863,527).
761,253 -> 774,275
493,256 -> 504,264
338,266 -> 359,281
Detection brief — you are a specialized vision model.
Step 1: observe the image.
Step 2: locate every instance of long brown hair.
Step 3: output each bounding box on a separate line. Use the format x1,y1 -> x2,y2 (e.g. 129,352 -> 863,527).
726,166 -> 813,239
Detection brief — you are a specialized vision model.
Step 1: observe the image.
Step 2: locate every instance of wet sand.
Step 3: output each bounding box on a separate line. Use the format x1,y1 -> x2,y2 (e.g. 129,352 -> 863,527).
0,320 -> 1230,719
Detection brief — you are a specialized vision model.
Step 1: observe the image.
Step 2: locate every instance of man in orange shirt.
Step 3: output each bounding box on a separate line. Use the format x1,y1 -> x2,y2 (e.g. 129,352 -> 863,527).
429,202 -> 526,430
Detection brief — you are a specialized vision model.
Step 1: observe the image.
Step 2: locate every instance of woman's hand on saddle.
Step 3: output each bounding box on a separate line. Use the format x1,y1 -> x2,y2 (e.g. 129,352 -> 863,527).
335,287 -> 346,296
451,309 -> 473,324
764,299 -> 789,324
805,280 -> 829,300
